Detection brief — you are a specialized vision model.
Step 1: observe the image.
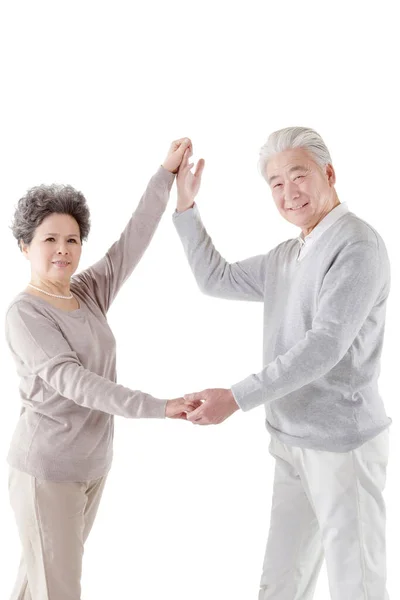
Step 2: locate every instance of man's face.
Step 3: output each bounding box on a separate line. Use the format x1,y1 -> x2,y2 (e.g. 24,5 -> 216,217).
266,147 -> 336,234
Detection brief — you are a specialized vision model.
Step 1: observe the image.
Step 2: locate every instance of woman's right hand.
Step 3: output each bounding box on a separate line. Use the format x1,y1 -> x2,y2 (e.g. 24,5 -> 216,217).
165,397 -> 203,419
176,146 -> 205,213
162,138 -> 192,174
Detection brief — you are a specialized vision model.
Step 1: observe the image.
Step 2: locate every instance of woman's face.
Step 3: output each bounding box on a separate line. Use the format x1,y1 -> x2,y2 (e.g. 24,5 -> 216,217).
21,213 -> 82,283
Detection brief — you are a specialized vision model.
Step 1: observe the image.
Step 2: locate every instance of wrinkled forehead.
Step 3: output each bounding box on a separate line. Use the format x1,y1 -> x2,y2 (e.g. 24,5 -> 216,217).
36,213 -> 80,235
265,147 -> 318,183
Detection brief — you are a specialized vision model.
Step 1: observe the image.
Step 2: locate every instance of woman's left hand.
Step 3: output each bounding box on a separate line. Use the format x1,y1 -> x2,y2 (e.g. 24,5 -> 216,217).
162,138 -> 192,174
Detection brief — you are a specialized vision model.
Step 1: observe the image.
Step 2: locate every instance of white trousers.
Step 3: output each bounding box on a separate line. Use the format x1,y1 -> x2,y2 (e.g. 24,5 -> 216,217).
8,468 -> 107,600
259,429 -> 390,600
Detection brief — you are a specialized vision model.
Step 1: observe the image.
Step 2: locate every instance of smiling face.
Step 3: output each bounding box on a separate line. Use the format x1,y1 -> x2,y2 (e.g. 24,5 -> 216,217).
266,147 -> 338,236
21,213 -> 82,284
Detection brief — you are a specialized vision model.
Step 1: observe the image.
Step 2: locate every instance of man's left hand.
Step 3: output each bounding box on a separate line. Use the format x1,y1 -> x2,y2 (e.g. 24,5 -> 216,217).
183,388 -> 240,425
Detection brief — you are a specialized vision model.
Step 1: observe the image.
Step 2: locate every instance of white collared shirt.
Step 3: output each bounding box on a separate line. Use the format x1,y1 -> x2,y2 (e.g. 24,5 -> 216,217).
297,202 -> 349,261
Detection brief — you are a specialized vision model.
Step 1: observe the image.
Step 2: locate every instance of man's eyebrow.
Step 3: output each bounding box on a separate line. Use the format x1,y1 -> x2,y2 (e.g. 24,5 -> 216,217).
268,165 -> 308,184
288,166 -> 308,173
268,174 -> 280,184
268,165 -> 308,185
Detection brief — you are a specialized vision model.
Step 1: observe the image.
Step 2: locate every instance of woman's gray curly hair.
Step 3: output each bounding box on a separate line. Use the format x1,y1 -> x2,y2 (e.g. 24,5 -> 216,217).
11,184 -> 91,250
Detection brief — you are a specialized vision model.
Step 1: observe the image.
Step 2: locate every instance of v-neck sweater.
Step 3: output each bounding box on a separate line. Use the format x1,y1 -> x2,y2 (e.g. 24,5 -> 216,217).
173,204 -> 392,451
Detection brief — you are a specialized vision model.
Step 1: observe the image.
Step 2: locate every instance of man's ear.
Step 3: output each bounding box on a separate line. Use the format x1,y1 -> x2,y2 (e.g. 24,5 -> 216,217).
326,164 -> 336,186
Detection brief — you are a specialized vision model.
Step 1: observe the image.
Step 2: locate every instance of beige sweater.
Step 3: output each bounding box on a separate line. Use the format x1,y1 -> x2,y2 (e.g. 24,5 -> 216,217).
5,166 -> 174,481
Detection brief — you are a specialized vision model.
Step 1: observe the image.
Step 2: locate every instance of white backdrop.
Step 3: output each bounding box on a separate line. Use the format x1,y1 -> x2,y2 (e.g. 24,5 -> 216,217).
0,1 -> 398,599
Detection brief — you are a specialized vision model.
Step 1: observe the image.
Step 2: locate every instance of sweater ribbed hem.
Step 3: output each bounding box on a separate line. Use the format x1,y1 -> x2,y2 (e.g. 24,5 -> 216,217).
6,452 -> 113,482
265,419 -> 392,453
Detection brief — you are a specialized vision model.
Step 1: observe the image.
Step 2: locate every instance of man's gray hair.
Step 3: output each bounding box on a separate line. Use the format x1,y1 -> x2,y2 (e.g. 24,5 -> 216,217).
259,127 -> 333,177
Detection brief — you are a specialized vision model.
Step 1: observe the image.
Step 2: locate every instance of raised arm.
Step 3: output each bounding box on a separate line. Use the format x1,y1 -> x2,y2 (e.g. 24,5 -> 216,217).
6,301 -> 195,419
75,139 -> 191,314
172,147 -> 266,301
173,205 -> 266,300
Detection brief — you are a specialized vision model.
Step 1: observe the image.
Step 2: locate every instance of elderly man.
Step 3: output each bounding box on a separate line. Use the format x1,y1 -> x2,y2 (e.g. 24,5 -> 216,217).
173,127 -> 391,600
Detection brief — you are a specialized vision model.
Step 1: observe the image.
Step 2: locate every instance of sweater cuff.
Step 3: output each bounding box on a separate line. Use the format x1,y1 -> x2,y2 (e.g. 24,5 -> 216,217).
144,397 -> 168,419
231,374 -> 264,412
172,203 -> 199,227
153,165 -> 176,190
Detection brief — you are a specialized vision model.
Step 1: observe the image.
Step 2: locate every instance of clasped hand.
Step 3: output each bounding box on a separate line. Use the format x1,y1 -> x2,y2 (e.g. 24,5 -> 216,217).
166,389 -> 240,425
162,136 -> 205,212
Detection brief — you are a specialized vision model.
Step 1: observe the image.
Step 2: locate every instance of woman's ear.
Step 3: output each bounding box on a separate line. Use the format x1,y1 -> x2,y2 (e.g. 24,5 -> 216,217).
20,240 -> 29,258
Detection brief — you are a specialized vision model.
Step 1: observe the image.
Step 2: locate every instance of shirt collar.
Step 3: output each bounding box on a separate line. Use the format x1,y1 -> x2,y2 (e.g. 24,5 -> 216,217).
297,202 -> 349,246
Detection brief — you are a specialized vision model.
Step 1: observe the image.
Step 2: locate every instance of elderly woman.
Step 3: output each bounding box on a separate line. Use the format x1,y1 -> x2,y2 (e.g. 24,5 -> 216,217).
6,138 -> 198,600
173,128 -> 392,600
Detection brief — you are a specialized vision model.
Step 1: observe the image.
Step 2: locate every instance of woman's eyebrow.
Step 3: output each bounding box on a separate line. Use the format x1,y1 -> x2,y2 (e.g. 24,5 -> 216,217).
43,233 -> 79,237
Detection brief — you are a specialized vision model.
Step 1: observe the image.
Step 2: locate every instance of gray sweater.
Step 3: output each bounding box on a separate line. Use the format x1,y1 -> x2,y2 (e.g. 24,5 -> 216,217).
173,204 -> 392,452
5,166 -> 174,481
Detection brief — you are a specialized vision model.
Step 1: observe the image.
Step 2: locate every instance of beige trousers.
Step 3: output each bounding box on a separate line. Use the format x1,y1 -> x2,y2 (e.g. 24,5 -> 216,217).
8,467 -> 107,600
259,429 -> 390,600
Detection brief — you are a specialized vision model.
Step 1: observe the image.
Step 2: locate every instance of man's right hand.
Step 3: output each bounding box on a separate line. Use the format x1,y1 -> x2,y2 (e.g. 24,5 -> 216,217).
176,145 -> 205,213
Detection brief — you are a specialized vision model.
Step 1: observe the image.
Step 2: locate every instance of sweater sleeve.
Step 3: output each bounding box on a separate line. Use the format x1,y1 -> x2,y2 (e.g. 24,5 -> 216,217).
231,241 -> 389,411
172,204 -> 266,301
74,166 -> 175,314
6,301 -> 167,418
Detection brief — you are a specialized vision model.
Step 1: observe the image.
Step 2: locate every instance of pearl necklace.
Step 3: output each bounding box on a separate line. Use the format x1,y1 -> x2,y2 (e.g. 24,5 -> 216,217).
27,283 -> 74,300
